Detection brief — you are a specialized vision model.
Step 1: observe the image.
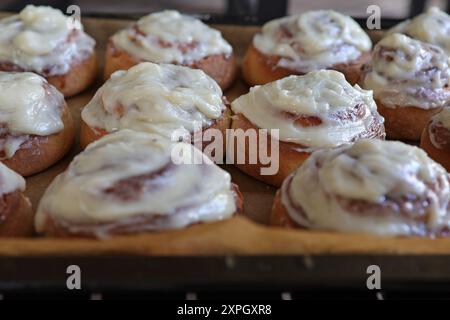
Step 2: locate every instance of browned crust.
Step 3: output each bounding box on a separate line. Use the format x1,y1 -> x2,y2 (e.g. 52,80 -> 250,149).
38,184 -> 244,238
1,103 -> 75,177
80,108 -> 232,152
45,52 -> 97,97
242,44 -> 370,86
0,191 -> 33,237
420,122 -> 450,171
230,113 -> 310,187
46,52 -> 98,98
376,100 -> 442,141
103,40 -> 236,90
270,190 -> 298,228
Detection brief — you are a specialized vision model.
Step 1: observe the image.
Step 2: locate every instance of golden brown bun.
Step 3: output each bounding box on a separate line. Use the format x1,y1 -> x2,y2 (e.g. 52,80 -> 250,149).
1,103 -> 75,176
420,122 -> 450,171
103,41 -> 237,90
242,44 -> 370,86
0,191 -> 33,237
230,113 -> 310,187
376,100 -> 442,141
270,190 -> 299,228
80,108 -> 232,152
38,184 -> 244,238
47,52 -> 97,97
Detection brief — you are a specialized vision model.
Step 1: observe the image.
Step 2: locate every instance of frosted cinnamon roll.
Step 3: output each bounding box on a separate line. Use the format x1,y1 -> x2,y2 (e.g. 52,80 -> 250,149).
35,129 -> 243,238
242,10 -> 372,86
0,163 -> 33,237
230,70 -> 385,187
271,139 -> 450,237
81,62 -> 230,157
386,7 -> 450,55
421,107 -> 450,171
104,10 -> 235,90
360,33 -> 450,140
0,5 -> 97,97
0,72 -> 75,176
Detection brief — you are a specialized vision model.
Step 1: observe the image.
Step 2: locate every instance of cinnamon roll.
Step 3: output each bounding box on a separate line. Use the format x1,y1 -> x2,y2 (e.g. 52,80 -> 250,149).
0,162 -> 33,237
0,5 -> 97,97
0,72 -> 75,176
104,10 -> 236,90
360,33 -> 450,141
35,129 -> 243,238
230,70 -> 385,187
271,139 -> 450,237
81,62 -> 230,157
386,7 -> 450,55
421,107 -> 450,171
242,10 -> 372,86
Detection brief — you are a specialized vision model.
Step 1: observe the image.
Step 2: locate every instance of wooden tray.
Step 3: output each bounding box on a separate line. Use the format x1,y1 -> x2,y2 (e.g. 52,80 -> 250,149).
1,14 -> 450,257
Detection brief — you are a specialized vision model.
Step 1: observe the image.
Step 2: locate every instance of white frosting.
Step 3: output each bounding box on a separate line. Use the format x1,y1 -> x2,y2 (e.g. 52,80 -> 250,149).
82,62 -> 225,139
231,70 -> 384,148
0,162 -> 25,195
111,10 -> 232,64
0,5 -> 95,76
253,10 -> 372,72
387,7 -> 450,55
281,139 -> 450,236
432,107 -> 450,129
362,33 -> 450,109
35,129 -> 237,237
0,72 -> 64,159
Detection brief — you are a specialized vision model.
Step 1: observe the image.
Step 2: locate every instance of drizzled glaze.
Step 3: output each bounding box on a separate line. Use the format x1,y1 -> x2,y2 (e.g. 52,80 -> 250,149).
361,33 -> 450,109
0,72 -> 64,159
0,5 -> 95,76
35,130 -> 237,237
82,62 -> 225,140
231,70 -> 384,148
0,162 -> 25,195
387,7 -> 450,55
281,139 -> 450,236
253,10 -> 371,72
111,10 -> 232,64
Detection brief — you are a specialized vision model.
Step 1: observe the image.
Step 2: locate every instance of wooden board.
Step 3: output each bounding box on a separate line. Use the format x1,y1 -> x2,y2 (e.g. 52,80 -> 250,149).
1,15 -> 449,256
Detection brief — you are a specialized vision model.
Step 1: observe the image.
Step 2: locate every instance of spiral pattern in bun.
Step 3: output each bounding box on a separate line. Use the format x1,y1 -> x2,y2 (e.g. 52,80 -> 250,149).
273,139 -> 450,237
36,129 -> 242,238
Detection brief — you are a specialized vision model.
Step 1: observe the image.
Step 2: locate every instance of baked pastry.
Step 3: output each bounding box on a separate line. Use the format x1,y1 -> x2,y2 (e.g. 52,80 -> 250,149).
0,162 -> 33,237
421,107 -> 450,171
360,33 -> 450,141
0,72 -> 75,176
230,70 -> 385,187
242,10 -> 372,86
35,129 -> 243,238
104,10 -> 236,90
81,62 -> 230,158
271,139 -> 450,237
386,7 -> 450,55
0,5 -> 97,97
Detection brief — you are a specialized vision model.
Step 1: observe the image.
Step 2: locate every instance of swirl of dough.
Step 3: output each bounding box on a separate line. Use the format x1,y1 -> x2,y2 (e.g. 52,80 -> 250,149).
428,107 -> 450,149
253,10 -> 371,73
111,10 -> 232,65
231,70 -> 384,149
0,72 -> 65,159
361,33 -> 450,109
281,139 -> 450,236
0,5 -> 95,76
35,129 -> 238,237
387,7 -> 450,55
82,62 -> 225,139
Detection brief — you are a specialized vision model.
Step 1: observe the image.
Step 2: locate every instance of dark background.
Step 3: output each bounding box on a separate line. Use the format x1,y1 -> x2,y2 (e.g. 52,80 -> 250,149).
0,0 -> 449,24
